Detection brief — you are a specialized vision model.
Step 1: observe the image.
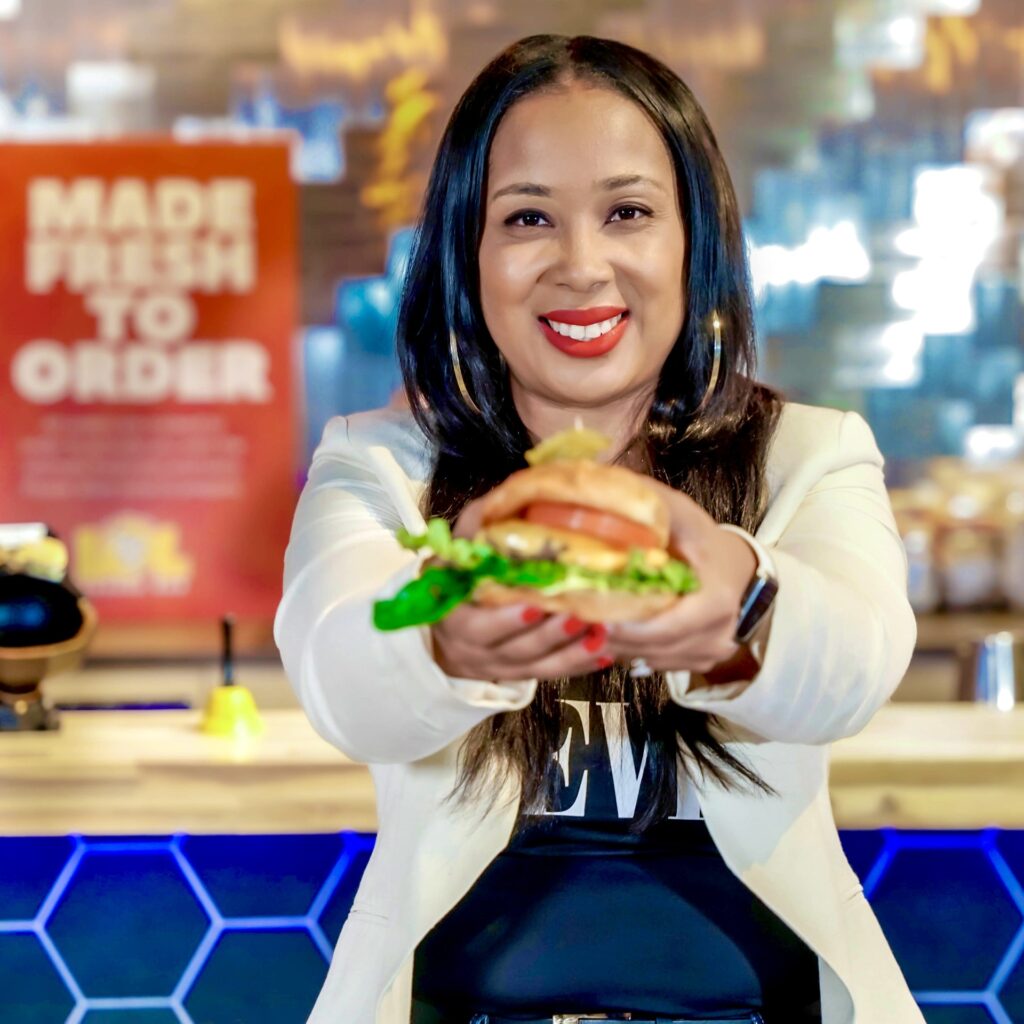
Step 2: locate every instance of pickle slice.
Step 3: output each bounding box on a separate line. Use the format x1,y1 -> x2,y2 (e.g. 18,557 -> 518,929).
525,424 -> 611,465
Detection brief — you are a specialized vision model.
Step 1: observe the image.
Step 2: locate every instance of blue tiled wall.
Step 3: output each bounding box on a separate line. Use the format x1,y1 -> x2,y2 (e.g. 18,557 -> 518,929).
2,830 -> 1023,1023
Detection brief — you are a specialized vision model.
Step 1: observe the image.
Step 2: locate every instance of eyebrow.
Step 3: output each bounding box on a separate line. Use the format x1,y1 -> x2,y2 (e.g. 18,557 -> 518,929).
490,174 -> 667,202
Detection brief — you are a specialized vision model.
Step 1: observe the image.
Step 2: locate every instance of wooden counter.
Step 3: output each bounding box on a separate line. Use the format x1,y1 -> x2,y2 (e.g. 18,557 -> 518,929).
2,704 -> 1023,836
829,703 -> 1024,829
0,709 -> 375,836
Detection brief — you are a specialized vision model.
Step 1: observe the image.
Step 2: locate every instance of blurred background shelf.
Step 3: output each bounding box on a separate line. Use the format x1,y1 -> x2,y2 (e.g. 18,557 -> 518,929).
48,610 -> 1019,711
914,610 -> 1024,652
85,621 -> 279,661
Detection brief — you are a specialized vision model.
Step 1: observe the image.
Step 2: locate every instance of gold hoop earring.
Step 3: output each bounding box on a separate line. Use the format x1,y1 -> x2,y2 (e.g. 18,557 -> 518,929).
695,311 -> 722,412
449,329 -> 482,415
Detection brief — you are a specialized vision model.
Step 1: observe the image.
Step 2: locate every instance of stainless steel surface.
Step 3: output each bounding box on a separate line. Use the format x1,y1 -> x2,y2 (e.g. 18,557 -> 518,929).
957,631 -> 1024,710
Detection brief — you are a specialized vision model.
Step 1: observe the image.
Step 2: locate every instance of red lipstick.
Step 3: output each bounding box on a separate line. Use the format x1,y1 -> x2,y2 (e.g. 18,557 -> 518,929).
537,308 -> 630,359
539,306 -> 628,326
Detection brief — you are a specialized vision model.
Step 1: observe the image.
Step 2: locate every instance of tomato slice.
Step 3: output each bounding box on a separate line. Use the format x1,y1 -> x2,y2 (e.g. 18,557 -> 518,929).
522,501 -> 660,552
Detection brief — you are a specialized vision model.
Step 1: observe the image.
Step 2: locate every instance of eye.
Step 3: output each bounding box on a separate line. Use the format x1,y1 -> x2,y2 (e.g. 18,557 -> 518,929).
504,209 -> 550,228
609,205 -> 651,223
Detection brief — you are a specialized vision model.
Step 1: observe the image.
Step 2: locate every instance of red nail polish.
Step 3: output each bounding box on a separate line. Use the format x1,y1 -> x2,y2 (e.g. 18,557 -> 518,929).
582,625 -> 607,652
563,616 -> 586,635
594,655 -> 615,670
521,606 -> 544,624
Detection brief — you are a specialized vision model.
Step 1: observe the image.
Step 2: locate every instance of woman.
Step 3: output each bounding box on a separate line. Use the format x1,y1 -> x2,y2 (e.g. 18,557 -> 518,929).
275,34 -> 922,1024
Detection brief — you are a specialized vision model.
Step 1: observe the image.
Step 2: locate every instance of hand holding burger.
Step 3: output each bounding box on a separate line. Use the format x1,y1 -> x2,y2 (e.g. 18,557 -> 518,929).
600,476 -> 760,678
373,428 -> 761,683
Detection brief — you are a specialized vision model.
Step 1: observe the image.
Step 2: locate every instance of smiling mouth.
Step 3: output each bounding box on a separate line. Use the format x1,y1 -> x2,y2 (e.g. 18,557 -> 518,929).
538,311 -> 630,341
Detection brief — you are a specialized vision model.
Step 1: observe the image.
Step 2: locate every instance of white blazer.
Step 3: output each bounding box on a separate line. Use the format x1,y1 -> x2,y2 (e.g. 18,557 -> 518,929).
274,400 -> 924,1024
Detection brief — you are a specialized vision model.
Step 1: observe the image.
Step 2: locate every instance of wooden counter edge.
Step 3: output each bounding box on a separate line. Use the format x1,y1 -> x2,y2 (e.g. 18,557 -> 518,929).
3,705 -> 1024,835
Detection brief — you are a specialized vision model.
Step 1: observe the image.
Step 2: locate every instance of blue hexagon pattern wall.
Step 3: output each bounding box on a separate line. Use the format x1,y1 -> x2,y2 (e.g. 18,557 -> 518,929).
2,830 -> 1024,1022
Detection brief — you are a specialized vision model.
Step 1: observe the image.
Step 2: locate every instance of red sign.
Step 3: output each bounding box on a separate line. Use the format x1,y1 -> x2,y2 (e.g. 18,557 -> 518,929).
0,141 -> 298,623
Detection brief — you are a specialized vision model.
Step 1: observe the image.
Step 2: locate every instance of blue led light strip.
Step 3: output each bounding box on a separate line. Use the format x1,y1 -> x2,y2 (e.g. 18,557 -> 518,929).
5,829 -> 1022,1022
4,832 -> 375,1023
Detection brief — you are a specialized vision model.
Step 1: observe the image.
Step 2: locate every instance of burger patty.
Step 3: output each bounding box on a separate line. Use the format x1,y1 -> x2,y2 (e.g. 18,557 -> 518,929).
478,518 -> 669,575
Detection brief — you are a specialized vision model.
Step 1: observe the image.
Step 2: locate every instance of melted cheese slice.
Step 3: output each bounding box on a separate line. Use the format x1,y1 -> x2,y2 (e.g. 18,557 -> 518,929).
478,519 -> 668,574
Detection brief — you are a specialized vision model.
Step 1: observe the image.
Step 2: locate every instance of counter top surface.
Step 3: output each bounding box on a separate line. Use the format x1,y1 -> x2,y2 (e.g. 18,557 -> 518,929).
828,703 -> 1024,828
0,708 -> 375,836
2,704 -> 1022,835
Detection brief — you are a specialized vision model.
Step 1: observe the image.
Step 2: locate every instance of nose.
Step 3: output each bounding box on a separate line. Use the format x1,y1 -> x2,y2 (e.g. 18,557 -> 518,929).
548,220 -> 613,294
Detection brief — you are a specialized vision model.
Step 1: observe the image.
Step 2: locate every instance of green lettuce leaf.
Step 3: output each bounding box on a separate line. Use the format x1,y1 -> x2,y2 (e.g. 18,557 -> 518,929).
372,518 -> 699,631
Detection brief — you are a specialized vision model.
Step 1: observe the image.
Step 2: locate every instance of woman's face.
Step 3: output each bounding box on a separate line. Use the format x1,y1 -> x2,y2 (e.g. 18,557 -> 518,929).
478,80 -> 687,417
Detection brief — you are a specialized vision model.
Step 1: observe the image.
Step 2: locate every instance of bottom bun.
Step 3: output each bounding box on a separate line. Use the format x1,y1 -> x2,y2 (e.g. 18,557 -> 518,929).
473,580 -> 680,623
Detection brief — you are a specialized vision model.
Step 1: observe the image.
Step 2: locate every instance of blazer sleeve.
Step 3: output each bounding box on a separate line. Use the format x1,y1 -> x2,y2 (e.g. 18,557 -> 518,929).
273,416 -> 538,765
665,410 -> 916,745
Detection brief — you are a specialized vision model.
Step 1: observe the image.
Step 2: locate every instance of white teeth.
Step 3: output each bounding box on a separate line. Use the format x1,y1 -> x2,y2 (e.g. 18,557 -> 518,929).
545,312 -> 624,340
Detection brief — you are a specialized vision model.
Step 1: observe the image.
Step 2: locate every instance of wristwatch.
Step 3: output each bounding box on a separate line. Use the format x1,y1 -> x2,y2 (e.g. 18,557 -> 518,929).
718,524 -> 779,645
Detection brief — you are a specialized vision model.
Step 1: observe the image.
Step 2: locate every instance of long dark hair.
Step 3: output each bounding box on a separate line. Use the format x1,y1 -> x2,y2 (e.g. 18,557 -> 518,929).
397,34 -> 783,830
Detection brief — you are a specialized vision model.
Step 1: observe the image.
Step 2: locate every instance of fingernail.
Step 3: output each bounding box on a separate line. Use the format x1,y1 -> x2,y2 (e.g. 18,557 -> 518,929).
521,606 -> 545,624
594,655 -> 615,670
582,625 -> 607,652
563,616 -> 586,635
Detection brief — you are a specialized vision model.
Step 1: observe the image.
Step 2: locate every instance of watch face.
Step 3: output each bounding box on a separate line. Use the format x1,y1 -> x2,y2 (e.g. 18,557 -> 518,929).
737,576 -> 779,643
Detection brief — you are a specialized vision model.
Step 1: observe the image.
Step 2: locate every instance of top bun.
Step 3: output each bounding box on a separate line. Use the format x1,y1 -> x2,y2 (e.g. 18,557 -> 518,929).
478,459 -> 670,548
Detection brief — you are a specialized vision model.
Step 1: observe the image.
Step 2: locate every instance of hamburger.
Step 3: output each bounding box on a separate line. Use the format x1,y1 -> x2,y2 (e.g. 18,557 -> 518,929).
373,428 -> 699,631
470,458 -> 692,622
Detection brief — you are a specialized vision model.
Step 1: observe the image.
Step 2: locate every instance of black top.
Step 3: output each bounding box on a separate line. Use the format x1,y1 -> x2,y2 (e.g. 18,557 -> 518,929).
412,678 -> 821,1022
